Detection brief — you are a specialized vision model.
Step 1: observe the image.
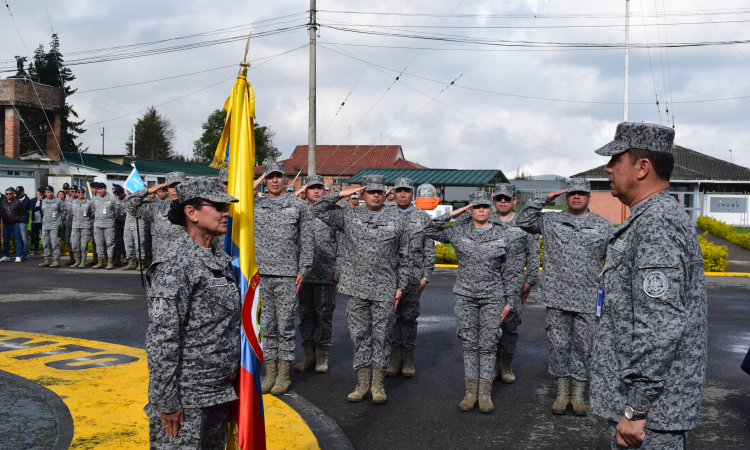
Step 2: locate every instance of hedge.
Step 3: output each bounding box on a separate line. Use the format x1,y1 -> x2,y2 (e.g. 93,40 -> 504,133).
697,216 -> 750,251
435,244 -> 457,264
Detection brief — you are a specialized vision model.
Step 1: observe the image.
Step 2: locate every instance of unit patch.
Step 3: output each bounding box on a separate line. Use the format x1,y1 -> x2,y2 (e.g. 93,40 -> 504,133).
643,271 -> 669,298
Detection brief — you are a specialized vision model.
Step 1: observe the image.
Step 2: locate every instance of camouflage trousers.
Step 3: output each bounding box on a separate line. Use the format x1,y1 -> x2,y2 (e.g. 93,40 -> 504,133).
65,220 -> 72,249
608,421 -> 687,450
298,282 -> 336,348
346,296 -> 395,370
94,226 -> 115,259
124,226 -> 147,260
497,307 -> 522,358
454,294 -> 502,381
260,276 -> 298,361
146,402 -> 230,450
545,307 -> 594,381
42,227 -> 61,260
70,228 -> 92,259
114,223 -> 126,258
390,284 -> 420,349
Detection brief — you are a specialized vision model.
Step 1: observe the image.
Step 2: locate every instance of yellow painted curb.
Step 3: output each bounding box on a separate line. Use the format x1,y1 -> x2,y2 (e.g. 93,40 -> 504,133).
0,330 -> 319,450
437,265 -> 750,277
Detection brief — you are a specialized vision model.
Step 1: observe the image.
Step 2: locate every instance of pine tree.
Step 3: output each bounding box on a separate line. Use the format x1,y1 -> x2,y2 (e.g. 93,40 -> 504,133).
193,109 -> 281,166
125,106 -> 176,160
26,34 -> 86,153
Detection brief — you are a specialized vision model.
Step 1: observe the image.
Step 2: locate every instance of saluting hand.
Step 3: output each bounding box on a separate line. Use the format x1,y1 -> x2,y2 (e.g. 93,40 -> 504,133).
147,182 -> 168,194
546,189 -> 568,201
394,289 -> 402,311
295,185 -> 307,197
339,186 -> 365,198
161,408 -> 184,438
449,204 -> 471,218
253,173 -> 266,189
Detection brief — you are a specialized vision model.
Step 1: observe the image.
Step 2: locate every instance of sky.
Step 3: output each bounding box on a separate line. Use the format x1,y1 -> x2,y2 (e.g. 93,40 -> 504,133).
2,0 -> 749,179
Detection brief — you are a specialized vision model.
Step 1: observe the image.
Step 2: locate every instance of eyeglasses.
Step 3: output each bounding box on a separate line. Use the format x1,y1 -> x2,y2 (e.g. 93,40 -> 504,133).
195,202 -> 229,212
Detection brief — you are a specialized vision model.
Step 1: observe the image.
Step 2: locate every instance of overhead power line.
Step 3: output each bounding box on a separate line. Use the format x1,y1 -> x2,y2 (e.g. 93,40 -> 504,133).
317,8 -> 750,19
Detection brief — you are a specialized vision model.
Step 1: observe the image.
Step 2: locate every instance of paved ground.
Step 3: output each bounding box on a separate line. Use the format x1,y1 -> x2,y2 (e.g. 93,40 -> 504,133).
697,227 -> 750,273
0,262 -> 749,449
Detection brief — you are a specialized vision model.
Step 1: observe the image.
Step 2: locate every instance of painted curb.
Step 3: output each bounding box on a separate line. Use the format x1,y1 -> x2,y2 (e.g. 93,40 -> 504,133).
437,264 -> 750,277
277,391 -> 354,450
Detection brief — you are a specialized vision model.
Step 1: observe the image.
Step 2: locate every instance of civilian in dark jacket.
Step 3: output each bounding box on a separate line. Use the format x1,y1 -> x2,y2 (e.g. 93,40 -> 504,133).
16,186 -> 33,258
1,187 -> 26,261
30,188 -> 45,255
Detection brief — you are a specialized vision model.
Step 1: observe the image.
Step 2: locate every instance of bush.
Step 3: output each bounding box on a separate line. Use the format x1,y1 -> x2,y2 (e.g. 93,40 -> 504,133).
697,215 -> 750,251
697,231 -> 728,272
435,244 -> 457,264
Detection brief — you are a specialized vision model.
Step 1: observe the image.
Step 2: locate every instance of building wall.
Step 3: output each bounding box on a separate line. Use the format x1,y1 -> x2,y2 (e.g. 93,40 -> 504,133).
589,191 -> 630,224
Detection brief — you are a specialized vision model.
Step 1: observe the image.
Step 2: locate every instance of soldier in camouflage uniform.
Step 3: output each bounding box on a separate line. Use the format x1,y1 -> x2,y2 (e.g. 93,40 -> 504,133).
39,185 -> 65,268
455,183 -> 540,384
517,177 -> 613,416
587,122 -> 707,449
91,182 -> 118,270
424,191 -> 508,414
293,175 -> 341,375
125,172 -> 186,260
385,178 -> 435,378
63,186 -> 77,265
112,185 -> 127,266
313,175 -> 410,404
122,197 -> 149,271
255,163 -> 315,396
145,176 -> 240,450
69,187 -> 94,268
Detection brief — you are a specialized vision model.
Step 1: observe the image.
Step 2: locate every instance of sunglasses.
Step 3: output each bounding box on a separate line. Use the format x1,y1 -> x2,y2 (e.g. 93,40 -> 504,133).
195,202 -> 230,212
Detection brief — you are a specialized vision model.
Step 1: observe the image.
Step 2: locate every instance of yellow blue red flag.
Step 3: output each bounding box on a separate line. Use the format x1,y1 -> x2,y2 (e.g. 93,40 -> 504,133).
210,65 -> 266,450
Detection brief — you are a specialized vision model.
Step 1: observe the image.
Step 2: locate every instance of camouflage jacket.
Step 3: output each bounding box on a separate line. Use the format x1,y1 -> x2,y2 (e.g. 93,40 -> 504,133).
306,204 -> 342,284
455,212 -> 540,308
589,190 -> 707,430
424,213 -> 508,302
391,205 -> 436,285
313,193 -> 411,302
41,198 -> 65,230
145,232 -> 241,412
517,194 -> 613,313
69,199 -> 94,229
92,194 -> 118,228
125,189 -> 185,259
113,196 -> 127,226
254,193 -> 314,279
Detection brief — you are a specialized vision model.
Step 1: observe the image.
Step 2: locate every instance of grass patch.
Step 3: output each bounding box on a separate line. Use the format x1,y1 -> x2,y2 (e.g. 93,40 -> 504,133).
735,227 -> 750,235
543,205 -> 566,210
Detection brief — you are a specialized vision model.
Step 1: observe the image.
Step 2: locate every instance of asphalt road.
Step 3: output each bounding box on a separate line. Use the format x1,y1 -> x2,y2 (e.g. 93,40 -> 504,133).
1,263 -> 748,449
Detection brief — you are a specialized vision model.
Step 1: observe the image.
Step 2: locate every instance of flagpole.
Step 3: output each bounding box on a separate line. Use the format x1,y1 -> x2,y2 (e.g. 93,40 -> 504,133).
308,0 -> 317,176
132,125 -> 144,287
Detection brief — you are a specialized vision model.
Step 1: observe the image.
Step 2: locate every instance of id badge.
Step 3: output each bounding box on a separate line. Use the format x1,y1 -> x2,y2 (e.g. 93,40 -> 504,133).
103,208 -> 107,214
52,211 -> 57,218
83,210 -> 88,217
596,287 -> 604,318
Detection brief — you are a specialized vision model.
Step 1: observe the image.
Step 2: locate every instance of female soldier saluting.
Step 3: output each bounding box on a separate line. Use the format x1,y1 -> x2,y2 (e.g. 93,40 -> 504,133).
144,177 -> 240,449
424,191 -> 508,414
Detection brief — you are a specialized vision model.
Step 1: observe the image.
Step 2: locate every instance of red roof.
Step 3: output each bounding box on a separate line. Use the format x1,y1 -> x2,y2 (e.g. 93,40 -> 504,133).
253,145 -> 426,175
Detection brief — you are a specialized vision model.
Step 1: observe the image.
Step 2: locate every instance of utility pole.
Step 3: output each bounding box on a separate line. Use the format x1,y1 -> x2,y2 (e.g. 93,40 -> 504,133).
623,0 -> 630,122
184,135 -> 187,161
101,127 -> 105,155
132,125 -> 135,159
308,0 -> 317,176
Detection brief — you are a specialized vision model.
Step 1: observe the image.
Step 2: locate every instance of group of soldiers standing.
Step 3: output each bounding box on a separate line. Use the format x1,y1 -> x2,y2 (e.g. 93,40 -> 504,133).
33,181 -> 172,269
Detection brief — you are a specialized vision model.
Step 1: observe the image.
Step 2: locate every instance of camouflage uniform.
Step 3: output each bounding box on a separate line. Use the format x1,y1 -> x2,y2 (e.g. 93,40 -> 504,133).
312,180 -> 410,370
298,176 -> 340,349
589,122 -> 706,446
388,179 -> 435,350
124,209 -> 149,260
64,199 -> 74,255
125,192 -> 183,259
41,197 -> 65,260
145,178 -> 240,450
70,198 -> 94,260
516,180 -> 613,381
255,165 -> 314,362
423,192 -> 508,381
92,193 -> 117,259
113,195 -> 127,259
454,184 -> 540,358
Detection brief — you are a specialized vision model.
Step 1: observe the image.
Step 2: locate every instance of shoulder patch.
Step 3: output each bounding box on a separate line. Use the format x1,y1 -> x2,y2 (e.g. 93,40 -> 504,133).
643,271 -> 669,298
612,239 -> 627,252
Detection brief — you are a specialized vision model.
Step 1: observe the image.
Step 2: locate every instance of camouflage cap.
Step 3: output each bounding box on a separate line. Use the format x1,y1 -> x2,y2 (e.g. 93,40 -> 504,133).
362,174 -> 385,192
595,122 -> 675,156
264,162 -> 285,176
351,192 -> 360,199
333,187 -> 341,194
306,175 -> 325,187
176,176 -> 237,204
393,177 -> 414,190
219,167 -> 229,183
166,171 -> 187,186
566,178 -> 591,193
286,185 -> 295,192
493,183 -> 516,198
469,191 -> 494,207
324,183 -> 331,190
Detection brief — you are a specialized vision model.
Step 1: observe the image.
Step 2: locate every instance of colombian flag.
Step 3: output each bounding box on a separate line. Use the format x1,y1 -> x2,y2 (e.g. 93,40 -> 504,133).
210,65 -> 266,449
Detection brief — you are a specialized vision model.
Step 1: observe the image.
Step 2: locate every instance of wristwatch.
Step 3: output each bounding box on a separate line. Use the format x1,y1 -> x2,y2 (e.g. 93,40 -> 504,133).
624,405 -> 647,421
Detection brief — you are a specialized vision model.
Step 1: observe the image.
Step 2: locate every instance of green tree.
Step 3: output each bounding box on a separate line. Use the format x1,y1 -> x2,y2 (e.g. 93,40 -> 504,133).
192,109 -> 281,166
24,34 -> 86,153
125,107 -> 176,160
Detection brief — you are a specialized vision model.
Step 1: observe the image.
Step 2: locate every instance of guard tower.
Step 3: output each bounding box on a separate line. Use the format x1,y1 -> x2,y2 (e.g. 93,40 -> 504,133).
0,58 -> 62,163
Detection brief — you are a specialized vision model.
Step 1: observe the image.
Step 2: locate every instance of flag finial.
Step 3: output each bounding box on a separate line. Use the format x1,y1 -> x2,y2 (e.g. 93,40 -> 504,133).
239,32 -> 252,77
